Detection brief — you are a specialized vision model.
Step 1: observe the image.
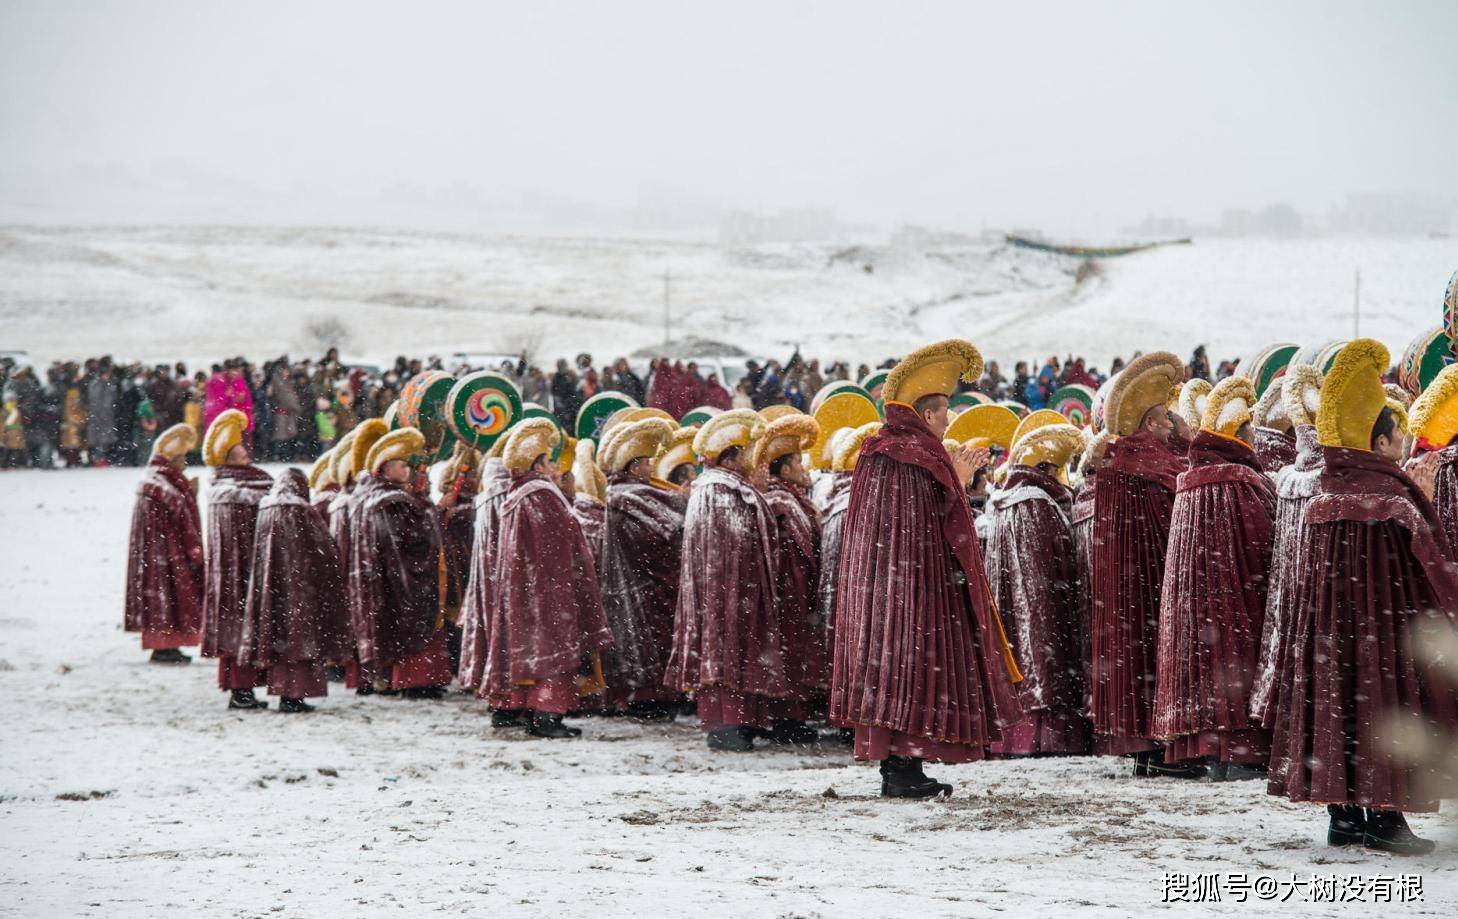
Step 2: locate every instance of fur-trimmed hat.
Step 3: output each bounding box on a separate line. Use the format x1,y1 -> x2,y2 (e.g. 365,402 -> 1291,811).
1281,364 -> 1324,429
1316,339 -> 1389,451
1010,422 -> 1085,471
832,421 -> 882,472
600,417 -> 675,474
750,414 -> 819,470
692,408 -> 765,463
366,427 -> 426,475
1177,379 -> 1211,430
557,436 -> 578,476
1384,382 -> 1413,411
1200,376 -> 1256,437
152,423 -> 197,461
759,404 -> 803,423
1105,352 -> 1183,437
655,426 -> 699,482
307,448 -> 336,489
1081,429 -> 1116,471
1252,378 -> 1290,431
203,409 -> 248,467
1408,364 -> 1458,448
1009,408 -> 1065,449
882,340 -> 983,406
502,417 -> 561,474
330,429 -> 357,485
350,419 -> 391,479
439,441 -> 483,492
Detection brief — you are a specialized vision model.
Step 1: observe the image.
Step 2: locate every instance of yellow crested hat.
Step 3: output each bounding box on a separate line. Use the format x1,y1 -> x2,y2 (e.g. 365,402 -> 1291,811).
759,404 -> 803,423
1010,422 -> 1086,470
944,404 -> 1020,450
1315,339 -> 1389,451
1177,378 -> 1211,430
366,427 -> 426,475
1387,398 -> 1410,436
502,417 -> 562,474
572,438 -> 606,503
557,436 -> 578,476
750,414 -> 820,469
1384,382 -> 1413,411
152,423 -> 197,461
602,406 -> 676,439
692,408 -> 765,462
809,391 -> 879,470
1106,352 -> 1183,437
655,426 -> 700,481
330,428 -> 358,485
350,419 -> 391,479
832,421 -> 882,472
1200,375 -> 1257,437
1081,429 -> 1116,471
1281,364 -> 1324,429
203,409 -> 248,467
1010,408 -> 1065,448
307,448 -> 335,489
1408,364 -> 1458,448
600,417 -> 675,474
882,339 -> 983,406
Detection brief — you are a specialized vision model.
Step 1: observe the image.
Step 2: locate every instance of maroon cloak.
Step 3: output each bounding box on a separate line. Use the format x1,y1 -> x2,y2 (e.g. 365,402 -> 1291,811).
1252,426 -> 1297,474
459,457 -> 511,693
599,477 -> 685,700
124,456 -> 204,650
440,497 -> 474,623
350,477 -> 442,668
1071,475 -> 1098,719
238,469 -> 351,698
201,464 -> 273,689
829,403 -> 1022,764
814,472 -> 853,653
982,467 -> 1090,755
1154,432 -> 1275,764
572,493 -> 605,572
1250,426 -> 1324,730
311,482 -> 338,523
1428,443 -> 1458,555
1267,446 -> 1458,812
482,471 -> 614,697
763,477 -> 825,699
1089,430 -> 1182,752
665,466 -> 790,727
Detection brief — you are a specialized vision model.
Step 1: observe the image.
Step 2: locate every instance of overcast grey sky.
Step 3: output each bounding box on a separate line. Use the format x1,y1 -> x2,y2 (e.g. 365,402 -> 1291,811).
2,0 -> 1454,234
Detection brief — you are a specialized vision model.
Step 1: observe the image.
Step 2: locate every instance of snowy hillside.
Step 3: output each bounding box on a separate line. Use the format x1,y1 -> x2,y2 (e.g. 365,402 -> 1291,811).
1,226 -> 1454,370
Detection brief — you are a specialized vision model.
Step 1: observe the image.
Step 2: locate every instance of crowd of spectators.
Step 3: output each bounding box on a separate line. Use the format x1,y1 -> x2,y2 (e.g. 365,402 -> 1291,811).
0,345 -> 1222,469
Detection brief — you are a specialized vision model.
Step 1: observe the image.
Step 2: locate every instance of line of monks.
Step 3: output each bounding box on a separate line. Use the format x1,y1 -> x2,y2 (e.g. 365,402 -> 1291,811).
123,337 -> 1458,856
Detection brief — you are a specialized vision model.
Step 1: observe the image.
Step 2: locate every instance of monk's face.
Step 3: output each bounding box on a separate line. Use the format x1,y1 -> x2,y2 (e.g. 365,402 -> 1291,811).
381,459 -> 411,484
225,443 -> 250,466
558,469 -> 577,501
776,453 -> 811,489
626,456 -> 653,483
1373,431 -> 1404,464
1235,422 -> 1254,445
918,395 -> 951,439
671,465 -> 698,488
1141,406 -> 1173,443
170,454 -> 187,472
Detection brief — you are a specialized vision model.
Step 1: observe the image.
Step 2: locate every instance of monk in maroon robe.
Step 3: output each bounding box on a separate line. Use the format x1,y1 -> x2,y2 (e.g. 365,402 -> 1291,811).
831,340 -> 1023,798
350,428 -> 447,696
814,469 -> 852,665
201,411 -> 274,709
1268,395 -> 1458,855
238,469 -> 351,711
484,419 -> 614,737
1071,432 -> 1110,742
1155,392 -> 1276,772
1251,426 -> 1297,474
438,448 -> 479,676
459,454 -> 512,715
665,409 -> 791,752
983,445 -> 1090,756
124,425 -> 203,663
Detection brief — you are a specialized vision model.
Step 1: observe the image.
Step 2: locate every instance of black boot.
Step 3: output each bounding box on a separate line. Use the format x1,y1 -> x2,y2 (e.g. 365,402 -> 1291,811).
880,756 -> 952,799
625,701 -> 676,722
149,649 -> 192,665
1364,809 -> 1436,856
228,689 -> 268,710
769,719 -> 820,746
324,664 -> 346,683
1132,752 -> 1151,778
401,685 -> 445,700
491,709 -> 527,729
706,726 -> 754,752
355,682 -> 375,697
1327,804 -> 1366,847
527,711 -> 581,739
1144,749 -> 1205,779
278,697 -> 315,714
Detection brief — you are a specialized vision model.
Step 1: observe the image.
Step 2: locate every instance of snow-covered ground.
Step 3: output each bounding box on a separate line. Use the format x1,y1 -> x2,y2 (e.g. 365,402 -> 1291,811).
1,226 -> 1454,370
2,466 -> 1456,918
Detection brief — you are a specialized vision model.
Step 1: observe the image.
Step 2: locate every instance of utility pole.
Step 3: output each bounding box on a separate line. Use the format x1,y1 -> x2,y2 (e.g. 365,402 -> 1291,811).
663,267 -> 671,345
1353,267 -> 1361,338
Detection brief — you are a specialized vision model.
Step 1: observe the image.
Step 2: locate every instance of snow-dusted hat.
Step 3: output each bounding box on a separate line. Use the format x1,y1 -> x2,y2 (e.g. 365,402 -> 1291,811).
367,427 -> 427,475
573,438 -> 607,503
350,419 -> 391,479
1010,423 -> 1085,471
1281,364 -> 1324,429
1009,408 -> 1065,450
329,429 -> 355,485
600,417 -> 675,474
1200,376 -> 1256,438
601,406 -> 676,439
502,417 -> 561,474
152,423 -> 197,462
308,448 -> 335,489
1316,339 -> 1389,451
1081,429 -> 1116,471
440,441 -> 483,491
822,427 -> 854,471
1408,364 -> 1458,449
882,339 -> 983,406
1384,382 -> 1413,411
655,426 -> 699,482
557,436 -> 578,476
1252,378 -> 1289,431
203,409 -> 248,467
832,421 -> 882,472
750,414 -> 819,470
1177,378 -> 1211,430
1105,352 -> 1183,437
693,408 -> 765,463
759,404 -> 803,423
